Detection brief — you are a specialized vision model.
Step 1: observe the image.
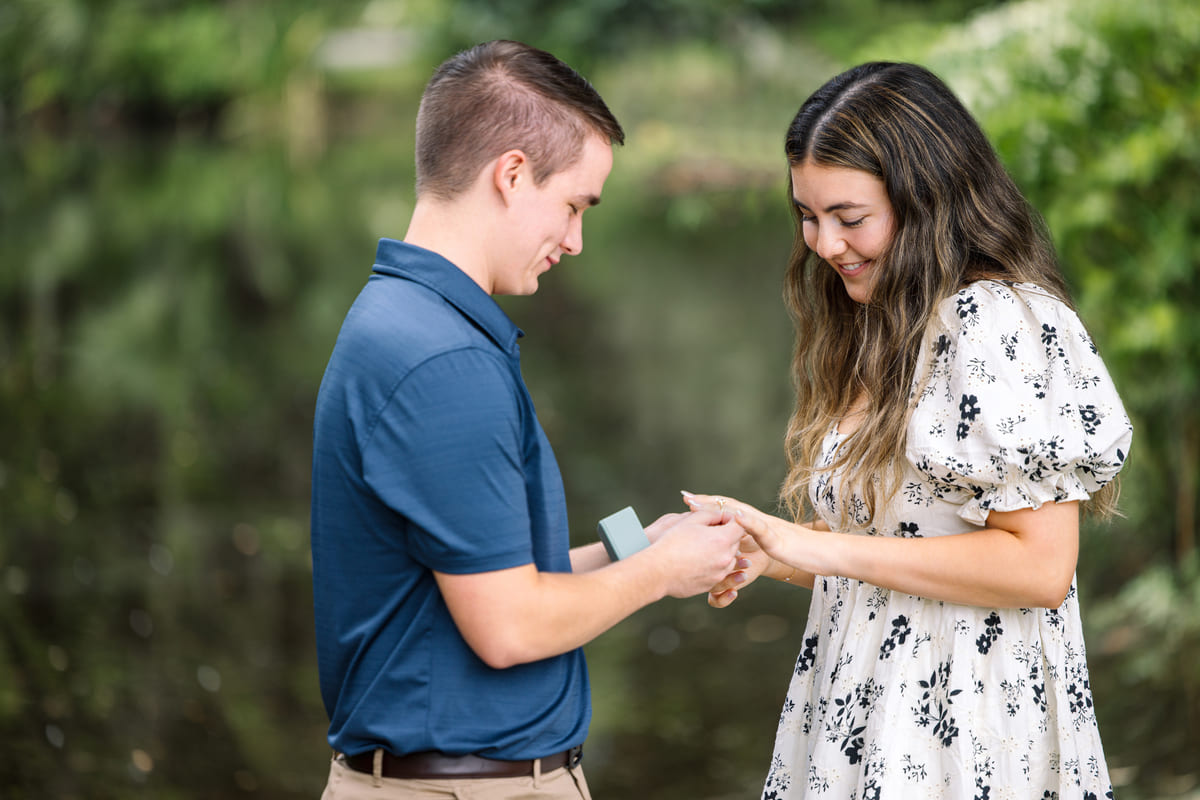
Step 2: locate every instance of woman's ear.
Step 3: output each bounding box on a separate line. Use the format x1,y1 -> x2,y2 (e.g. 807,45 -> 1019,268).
493,149 -> 528,204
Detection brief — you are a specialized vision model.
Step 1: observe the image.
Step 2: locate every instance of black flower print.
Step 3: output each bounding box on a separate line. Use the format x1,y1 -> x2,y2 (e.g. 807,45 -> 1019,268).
1000,678 -> 1024,716
1068,678 -> 1095,724
997,415 -> 1026,435
957,394 -> 981,440
930,705 -> 961,747
1001,332 -> 1019,361
807,764 -> 831,793
857,679 -> 881,709
774,281 -> 1129,798
762,754 -> 791,799
1041,323 -> 1066,358
829,692 -> 867,764
796,634 -> 819,675
960,394 -> 981,421
866,587 -> 888,620
1025,365 -> 1051,399
976,612 -> 1004,655
957,294 -> 980,323
1066,362 -> 1103,391
935,333 -> 952,359
880,615 -> 912,660
968,357 -> 996,384
849,494 -> 869,526
814,471 -> 836,518
1032,681 -> 1048,714
1016,437 -> 1069,484
902,754 -> 927,782
913,660 -> 963,747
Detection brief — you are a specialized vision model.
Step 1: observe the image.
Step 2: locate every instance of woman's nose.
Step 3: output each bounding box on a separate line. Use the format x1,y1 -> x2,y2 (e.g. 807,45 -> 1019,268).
813,225 -> 845,261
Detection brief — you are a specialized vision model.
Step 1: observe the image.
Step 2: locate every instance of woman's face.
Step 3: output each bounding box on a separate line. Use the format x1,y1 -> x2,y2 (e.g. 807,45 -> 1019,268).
790,161 -> 895,304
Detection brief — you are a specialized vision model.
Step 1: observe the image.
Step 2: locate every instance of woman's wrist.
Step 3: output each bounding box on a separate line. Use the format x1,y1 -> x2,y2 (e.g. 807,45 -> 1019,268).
771,558 -> 798,584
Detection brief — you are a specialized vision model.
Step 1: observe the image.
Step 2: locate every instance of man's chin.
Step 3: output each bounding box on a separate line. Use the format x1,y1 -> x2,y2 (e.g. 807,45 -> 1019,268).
495,280 -> 540,298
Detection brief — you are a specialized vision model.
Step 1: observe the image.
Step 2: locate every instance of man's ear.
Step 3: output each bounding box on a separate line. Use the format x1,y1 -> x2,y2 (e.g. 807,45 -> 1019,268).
493,149 -> 528,203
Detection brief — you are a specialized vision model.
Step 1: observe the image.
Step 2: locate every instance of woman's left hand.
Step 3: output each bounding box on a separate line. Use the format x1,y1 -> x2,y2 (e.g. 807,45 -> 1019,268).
705,533 -> 769,607
681,491 -> 813,605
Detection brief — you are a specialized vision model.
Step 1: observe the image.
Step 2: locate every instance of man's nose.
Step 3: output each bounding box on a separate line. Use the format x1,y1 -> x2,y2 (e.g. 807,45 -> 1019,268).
561,217 -> 583,256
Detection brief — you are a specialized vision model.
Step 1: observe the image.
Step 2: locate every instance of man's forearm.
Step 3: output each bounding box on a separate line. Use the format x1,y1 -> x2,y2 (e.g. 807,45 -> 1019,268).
569,540 -> 612,573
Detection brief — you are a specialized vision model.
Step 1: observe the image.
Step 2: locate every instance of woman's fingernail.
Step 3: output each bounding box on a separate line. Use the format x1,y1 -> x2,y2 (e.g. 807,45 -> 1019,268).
737,558 -> 751,570
680,490 -> 695,499
732,572 -> 746,585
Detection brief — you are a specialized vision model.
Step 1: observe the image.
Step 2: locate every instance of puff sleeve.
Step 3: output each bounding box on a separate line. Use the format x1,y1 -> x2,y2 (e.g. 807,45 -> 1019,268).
907,281 -> 1132,526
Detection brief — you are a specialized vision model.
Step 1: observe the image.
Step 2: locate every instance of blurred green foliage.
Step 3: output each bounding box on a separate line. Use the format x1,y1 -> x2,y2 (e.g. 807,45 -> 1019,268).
1,0 -> 1197,798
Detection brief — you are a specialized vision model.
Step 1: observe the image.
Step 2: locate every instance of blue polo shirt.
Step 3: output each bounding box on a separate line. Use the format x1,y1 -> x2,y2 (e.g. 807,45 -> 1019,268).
310,238 -> 589,759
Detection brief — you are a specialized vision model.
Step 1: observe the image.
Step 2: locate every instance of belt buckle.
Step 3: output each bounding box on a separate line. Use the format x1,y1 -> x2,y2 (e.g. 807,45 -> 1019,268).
566,745 -> 583,769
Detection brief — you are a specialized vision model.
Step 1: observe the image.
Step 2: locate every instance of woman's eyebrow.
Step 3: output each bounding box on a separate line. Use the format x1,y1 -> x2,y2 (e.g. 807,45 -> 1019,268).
792,199 -> 869,213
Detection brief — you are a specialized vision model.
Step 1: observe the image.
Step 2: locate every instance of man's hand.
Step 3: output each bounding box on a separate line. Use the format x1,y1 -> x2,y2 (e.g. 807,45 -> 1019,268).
435,508 -> 742,668
642,509 -> 745,599
682,491 -> 814,605
644,511 -> 688,544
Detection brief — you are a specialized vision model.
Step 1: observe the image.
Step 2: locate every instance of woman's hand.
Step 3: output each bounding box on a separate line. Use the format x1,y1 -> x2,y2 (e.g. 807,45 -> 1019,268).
682,491 -> 817,604
705,534 -> 769,608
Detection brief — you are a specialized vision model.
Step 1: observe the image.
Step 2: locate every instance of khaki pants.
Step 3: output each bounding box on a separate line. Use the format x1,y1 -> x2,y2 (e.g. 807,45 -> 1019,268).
320,753 -> 593,800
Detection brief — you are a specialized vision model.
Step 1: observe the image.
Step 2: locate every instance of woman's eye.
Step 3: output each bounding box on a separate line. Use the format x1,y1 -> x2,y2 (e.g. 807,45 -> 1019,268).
842,217 -> 865,228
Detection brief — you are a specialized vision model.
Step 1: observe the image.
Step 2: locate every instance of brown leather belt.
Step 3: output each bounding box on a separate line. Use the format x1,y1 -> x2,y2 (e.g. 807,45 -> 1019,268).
342,745 -> 583,779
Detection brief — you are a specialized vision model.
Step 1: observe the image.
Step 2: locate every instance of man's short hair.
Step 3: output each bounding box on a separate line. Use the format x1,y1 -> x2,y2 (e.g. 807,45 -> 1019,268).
415,40 -> 625,201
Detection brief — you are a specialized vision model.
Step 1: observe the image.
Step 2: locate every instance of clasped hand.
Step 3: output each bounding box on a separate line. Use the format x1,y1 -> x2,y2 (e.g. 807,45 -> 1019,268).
680,491 -> 798,608
639,506 -> 750,600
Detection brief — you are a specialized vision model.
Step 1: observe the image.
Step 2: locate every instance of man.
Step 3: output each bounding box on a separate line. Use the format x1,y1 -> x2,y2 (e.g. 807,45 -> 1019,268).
310,40 -> 744,799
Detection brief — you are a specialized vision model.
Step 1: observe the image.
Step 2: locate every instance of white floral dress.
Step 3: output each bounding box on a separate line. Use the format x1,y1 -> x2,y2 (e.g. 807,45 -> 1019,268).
762,281 -> 1132,800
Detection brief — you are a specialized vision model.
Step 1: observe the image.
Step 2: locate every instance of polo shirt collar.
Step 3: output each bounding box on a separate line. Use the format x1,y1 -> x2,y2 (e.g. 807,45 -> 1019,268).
371,238 -> 522,352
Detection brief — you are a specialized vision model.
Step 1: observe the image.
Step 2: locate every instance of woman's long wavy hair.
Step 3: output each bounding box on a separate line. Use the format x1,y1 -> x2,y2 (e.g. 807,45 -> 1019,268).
779,61 -> 1118,526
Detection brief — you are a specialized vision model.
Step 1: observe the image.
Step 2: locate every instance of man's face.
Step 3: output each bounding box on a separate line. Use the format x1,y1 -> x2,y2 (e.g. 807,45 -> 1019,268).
491,134 -> 614,296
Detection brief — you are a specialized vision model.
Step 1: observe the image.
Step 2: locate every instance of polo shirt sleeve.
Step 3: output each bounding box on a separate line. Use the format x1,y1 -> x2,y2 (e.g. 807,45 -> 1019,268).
362,347 -> 534,574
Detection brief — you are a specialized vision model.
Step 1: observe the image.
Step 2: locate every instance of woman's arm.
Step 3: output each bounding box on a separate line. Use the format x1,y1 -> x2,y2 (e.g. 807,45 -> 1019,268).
687,492 -> 1079,609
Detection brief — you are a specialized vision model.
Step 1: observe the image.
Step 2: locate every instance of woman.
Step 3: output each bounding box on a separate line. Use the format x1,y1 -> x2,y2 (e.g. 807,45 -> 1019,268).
686,62 -> 1131,798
